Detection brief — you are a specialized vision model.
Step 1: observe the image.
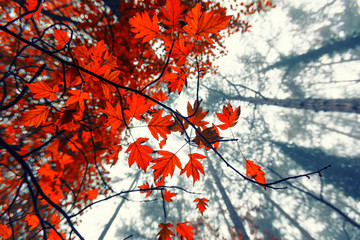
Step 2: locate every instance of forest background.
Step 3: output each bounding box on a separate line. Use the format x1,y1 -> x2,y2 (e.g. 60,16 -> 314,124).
0,0 -> 359,240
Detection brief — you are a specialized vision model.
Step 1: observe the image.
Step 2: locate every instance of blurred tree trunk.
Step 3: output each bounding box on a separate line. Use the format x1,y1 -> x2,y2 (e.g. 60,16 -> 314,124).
207,158 -> 250,240
261,192 -> 315,240
273,141 -> 360,200
224,95 -> 360,113
262,32 -> 360,72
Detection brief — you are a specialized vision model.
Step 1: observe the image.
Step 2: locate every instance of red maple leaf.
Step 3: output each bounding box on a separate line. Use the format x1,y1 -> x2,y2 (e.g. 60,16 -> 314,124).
246,160 -> 266,189
87,189 -> 98,200
193,125 -> 222,150
163,66 -> 188,94
25,214 -> 39,230
194,198 -> 208,214
158,223 -> 174,240
139,182 -> 153,198
184,3 -> 231,43
151,150 -> 182,180
103,101 -> 126,130
162,189 -> 176,202
22,105 -> 50,127
185,100 -> 209,129
125,138 -> 154,172
161,0 -> 186,29
65,90 -> 90,113
125,94 -> 152,120
54,29 -> 69,48
129,11 -> 159,43
180,153 -> 206,183
148,109 -> 173,140
24,0 -> 42,20
216,103 -> 241,130
0,224 -> 11,239
27,81 -> 59,101
176,222 -> 194,240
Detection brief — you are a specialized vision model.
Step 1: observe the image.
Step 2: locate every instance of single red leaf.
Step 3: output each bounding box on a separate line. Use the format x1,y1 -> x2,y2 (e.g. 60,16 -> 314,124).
65,90 -> 90,113
246,160 -> 266,189
162,189 -> 176,202
193,125 -> 222,150
161,0 -> 186,28
27,81 -> 59,101
180,153 -> 206,183
183,3 -> 231,43
148,109 -> 173,140
216,103 -> 241,130
103,101 -> 126,130
163,66 -> 188,94
176,222 -> 194,240
24,0 -> 42,20
0,224 -> 11,239
22,105 -> 50,127
129,11 -> 159,43
25,214 -> 39,230
185,100 -> 209,129
125,94 -> 152,120
87,189 -> 98,200
158,223 -> 174,240
54,29 -> 69,47
151,150 -> 182,180
194,198 -> 208,214
139,182 -> 153,198
125,138 -> 153,172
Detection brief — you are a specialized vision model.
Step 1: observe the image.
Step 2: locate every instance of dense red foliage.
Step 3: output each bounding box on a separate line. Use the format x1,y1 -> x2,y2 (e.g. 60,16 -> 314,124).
0,0 -> 276,239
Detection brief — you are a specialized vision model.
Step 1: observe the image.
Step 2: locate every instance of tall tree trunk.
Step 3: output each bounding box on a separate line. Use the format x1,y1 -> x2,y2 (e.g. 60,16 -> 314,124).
262,32 -> 360,72
98,172 -> 140,240
310,120 -> 360,140
224,95 -> 360,113
261,192 -> 315,240
206,157 -> 250,240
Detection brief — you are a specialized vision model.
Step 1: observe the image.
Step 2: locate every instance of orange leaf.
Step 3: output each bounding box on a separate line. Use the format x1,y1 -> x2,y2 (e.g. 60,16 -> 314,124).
129,11 -> 159,43
180,153 -> 206,183
27,81 -> 59,101
176,222 -> 194,240
22,105 -> 49,127
24,0 -> 42,20
103,101 -> 126,130
54,29 -> 69,47
246,160 -> 266,189
163,66 -> 188,94
151,150 -> 182,180
139,182 -> 153,198
125,94 -> 152,120
185,100 -> 208,129
216,103 -> 241,130
161,0 -> 186,28
125,138 -> 153,172
0,224 -> 11,239
158,223 -> 174,240
65,90 -> 90,113
148,109 -> 173,140
193,125 -> 222,150
87,189 -> 98,200
25,214 -> 39,230
184,3 -> 231,43
194,198 -> 208,214
162,189 -> 176,202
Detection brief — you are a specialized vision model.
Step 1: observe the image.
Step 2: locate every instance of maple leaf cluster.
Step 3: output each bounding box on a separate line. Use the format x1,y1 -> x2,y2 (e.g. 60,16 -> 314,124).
0,0 -> 275,239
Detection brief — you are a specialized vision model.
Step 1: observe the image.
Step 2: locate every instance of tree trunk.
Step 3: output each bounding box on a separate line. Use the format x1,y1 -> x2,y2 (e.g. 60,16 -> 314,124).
261,192 -> 315,240
262,32 -> 360,72
98,172 -> 140,240
225,95 -> 360,113
206,158 -> 250,240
